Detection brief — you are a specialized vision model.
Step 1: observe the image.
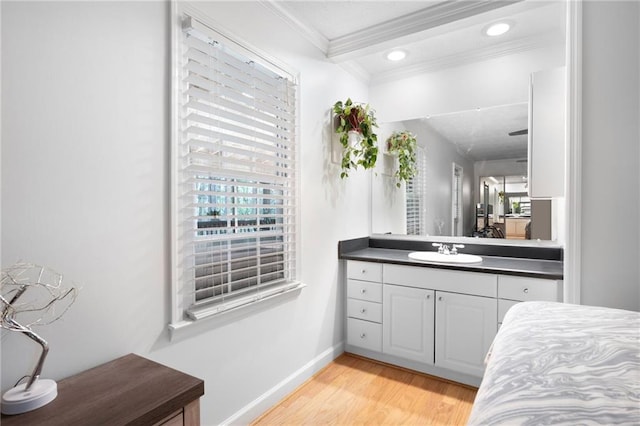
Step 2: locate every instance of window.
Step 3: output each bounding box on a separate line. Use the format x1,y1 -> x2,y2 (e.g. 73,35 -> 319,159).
172,11 -> 300,324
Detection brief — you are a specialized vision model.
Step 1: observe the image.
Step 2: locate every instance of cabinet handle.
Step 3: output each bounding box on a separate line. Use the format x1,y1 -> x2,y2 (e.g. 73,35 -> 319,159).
438,296 -> 443,301
360,308 -> 366,313
523,288 -> 529,294
360,333 -> 366,339
361,269 -> 366,274
426,294 -> 431,299
361,289 -> 366,294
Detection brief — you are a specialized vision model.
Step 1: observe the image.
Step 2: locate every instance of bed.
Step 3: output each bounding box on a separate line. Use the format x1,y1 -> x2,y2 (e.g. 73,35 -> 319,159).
468,301 -> 640,425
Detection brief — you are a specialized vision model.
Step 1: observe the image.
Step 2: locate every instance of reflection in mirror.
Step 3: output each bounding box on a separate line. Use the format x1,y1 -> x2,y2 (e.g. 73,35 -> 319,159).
368,1 -> 567,244
372,103 -> 557,241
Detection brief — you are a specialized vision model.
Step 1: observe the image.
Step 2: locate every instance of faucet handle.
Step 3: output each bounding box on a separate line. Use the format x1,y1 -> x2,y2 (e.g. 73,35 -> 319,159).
451,244 -> 465,255
432,242 -> 445,254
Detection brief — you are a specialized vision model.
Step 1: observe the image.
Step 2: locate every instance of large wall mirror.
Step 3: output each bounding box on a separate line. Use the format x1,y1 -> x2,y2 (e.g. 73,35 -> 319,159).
370,1 -> 567,244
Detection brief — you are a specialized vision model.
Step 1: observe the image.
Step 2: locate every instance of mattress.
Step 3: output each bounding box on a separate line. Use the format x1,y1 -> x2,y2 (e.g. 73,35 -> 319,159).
468,301 -> 640,425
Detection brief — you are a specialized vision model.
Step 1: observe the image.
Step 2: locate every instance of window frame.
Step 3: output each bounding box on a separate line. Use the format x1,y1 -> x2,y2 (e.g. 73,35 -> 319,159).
170,2 -> 302,330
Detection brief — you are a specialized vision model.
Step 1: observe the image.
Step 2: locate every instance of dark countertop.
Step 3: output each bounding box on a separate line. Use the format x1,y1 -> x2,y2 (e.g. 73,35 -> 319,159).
340,246 -> 564,280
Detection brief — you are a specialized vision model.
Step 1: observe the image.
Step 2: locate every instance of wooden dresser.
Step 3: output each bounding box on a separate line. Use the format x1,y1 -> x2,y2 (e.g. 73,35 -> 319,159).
1,353 -> 205,425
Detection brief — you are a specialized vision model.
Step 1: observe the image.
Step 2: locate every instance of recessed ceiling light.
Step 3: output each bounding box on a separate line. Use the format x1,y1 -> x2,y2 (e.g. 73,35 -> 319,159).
484,22 -> 511,37
386,50 -> 407,61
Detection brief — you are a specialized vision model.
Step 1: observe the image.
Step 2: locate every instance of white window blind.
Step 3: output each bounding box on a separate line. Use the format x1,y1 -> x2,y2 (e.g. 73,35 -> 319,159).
451,165 -> 463,236
406,148 -> 426,235
174,15 -> 300,322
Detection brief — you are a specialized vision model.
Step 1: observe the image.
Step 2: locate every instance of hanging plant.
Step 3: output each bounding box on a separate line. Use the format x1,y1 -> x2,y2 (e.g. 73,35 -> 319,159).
386,130 -> 418,187
333,98 -> 379,178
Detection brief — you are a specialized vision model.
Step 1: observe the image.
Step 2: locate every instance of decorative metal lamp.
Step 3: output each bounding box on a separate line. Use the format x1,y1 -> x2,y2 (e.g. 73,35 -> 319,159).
1,263 -> 77,415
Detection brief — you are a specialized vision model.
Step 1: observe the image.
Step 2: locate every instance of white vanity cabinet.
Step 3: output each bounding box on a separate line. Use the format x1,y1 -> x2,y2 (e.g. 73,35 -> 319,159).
435,291 -> 497,377
497,275 -> 563,325
344,259 -> 561,386
382,264 -> 497,377
383,284 -> 434,364
346,261 -> 383,352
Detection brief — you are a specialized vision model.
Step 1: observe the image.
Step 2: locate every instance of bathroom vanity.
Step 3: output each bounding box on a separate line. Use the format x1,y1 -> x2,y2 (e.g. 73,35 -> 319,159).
339,237 -> 563,387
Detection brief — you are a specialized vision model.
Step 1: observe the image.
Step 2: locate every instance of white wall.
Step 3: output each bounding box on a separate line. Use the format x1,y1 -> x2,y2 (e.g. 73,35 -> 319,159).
1,1 -> 371,424
580,1 -> 640,310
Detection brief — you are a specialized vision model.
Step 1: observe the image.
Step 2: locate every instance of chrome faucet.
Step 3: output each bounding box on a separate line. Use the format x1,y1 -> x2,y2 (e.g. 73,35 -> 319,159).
432,243 -> 465,255
432,242 -> 449,254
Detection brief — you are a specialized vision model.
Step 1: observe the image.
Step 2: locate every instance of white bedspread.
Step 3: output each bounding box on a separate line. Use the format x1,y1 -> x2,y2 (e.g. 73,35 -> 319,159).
468,301 -> 640,425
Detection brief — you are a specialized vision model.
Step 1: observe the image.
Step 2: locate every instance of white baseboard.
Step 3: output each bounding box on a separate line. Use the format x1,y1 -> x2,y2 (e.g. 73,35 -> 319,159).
220,341 -> 345,425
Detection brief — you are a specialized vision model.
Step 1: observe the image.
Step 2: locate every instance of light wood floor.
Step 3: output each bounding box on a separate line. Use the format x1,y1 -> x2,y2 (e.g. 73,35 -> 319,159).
252,354 -> 478,425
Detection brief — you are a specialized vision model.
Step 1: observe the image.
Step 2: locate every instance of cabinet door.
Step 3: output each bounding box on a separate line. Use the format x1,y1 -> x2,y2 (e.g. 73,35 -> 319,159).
383,284 -> 435,364
435,291 -> 497,377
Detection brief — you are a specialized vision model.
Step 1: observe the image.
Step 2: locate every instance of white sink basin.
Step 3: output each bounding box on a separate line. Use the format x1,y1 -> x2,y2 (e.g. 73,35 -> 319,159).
408,251 -> 483,264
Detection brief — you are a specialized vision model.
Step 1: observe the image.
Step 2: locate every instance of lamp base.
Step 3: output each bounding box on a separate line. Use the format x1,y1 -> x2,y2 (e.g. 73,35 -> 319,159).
1,379 -> 57,415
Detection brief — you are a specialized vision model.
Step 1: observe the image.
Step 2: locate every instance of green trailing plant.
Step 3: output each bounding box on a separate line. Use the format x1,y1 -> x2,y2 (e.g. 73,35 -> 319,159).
333,98 -> 379,178
386,130 -> 418,187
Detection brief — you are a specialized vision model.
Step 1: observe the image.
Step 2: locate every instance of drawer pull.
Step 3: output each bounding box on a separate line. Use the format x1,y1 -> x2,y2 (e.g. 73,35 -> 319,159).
360,333 -> 366,339
360,308 -> 366,313
361,269 -> 366,274
523,288 -> 529,294
360,289 -> 366,294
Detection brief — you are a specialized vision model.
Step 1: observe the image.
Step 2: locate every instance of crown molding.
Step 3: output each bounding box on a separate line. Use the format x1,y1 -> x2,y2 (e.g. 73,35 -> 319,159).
260,0 -> 330,54
337,61 -> 372,85
327,0 -> 522,59
370,35 -> 559,85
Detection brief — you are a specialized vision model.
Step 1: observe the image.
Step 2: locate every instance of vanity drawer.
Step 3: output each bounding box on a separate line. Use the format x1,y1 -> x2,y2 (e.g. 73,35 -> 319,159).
383,264 -> 497,298
347,299 -> 382,323
347,261 -> 382,283
498,275 -> 561,302
347,318 -> 382,352
498,299 -> 520,323
347,279 -> 382,303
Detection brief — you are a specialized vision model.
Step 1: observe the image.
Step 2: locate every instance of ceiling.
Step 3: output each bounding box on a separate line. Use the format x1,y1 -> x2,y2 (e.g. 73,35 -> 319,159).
418,103 -> 529,161
264,0 -> 566,161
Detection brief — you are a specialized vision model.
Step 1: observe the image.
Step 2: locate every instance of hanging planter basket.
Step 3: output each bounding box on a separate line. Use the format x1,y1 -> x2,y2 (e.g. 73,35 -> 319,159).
333,98 -> 379,178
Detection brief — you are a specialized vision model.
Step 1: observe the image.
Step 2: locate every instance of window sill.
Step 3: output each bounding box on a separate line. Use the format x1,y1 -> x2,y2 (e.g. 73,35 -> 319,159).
168,281 -> 305,340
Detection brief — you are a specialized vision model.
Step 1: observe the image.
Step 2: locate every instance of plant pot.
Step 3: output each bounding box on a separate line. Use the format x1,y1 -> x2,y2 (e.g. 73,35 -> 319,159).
348,130 -> 362,147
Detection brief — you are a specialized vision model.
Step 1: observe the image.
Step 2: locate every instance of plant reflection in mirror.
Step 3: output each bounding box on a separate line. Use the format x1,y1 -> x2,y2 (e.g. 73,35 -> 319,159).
386,131 -> 418,187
